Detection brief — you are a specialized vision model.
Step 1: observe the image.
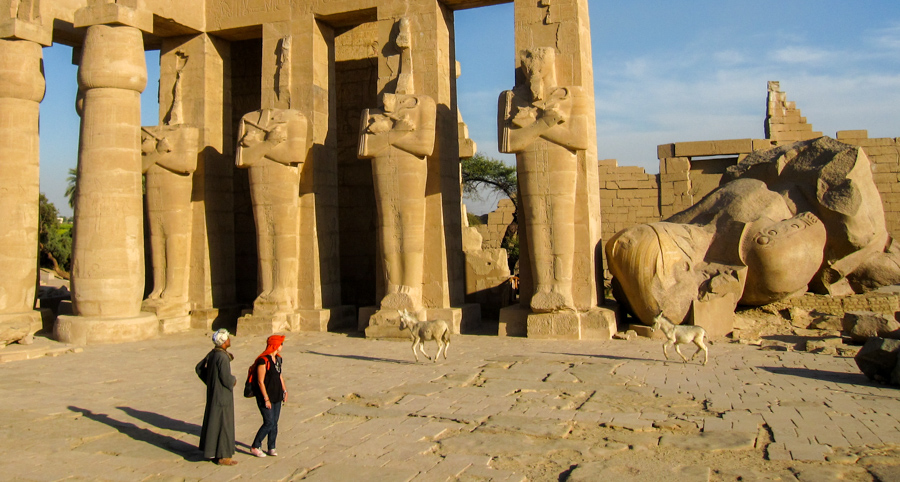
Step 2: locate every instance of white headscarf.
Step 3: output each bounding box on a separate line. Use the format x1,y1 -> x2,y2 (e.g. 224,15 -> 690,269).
212,328 -> 230,347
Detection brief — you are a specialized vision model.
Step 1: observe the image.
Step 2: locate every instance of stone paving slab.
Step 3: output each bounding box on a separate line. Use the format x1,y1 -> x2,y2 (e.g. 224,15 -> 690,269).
1,329 -> 900,480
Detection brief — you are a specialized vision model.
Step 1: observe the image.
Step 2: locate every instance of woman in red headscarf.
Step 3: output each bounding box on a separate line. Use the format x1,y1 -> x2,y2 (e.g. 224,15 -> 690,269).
249,334 -> 287,457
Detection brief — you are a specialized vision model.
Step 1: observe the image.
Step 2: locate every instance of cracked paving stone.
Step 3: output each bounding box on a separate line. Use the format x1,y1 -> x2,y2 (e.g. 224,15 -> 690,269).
792,464 -> 870,482
659,431 -> 756,451
478,414 -> 573,438
566,460 -> 710,482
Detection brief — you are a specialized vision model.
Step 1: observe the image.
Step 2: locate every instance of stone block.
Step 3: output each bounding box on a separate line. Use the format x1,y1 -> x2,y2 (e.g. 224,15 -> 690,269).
674,139 -> 753,157
0,18 -> 52,45
842,311 -> 900,342
237,312 -> 295,335
297,309 -> 329,331
854,337 -> 900,383
752,139 -> 775,151
358,305 -> 377,332
598,159 -> 618,168
54,312 -> 158,345
690,294 -> 734,339
74,2 -> 153,31
159,315 -> 191,334
0,311 -> 42,345
837,130 -> 868,140
526,311 -> 580,340
663,157 -> 691,173
498,304 -> 529,337
581,307 -> 617,340
364,308 -> 408,339
657,143 -> 675,160
424,307 -> 464,334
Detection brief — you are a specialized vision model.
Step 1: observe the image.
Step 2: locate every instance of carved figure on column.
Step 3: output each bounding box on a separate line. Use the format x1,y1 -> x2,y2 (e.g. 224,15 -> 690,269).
358,17 -> 436,314
499,47 -> 589,313
236,108 -> 308,315
140,125 -> 198,323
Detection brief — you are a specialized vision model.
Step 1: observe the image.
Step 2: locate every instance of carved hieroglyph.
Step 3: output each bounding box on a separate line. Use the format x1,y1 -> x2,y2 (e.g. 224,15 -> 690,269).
140,125 -> 199,319
607,137 -> 900,326
0,38 -> 43,344
236,108 -> 309,315
358,17 -> 436,314
499,47 -> 588,313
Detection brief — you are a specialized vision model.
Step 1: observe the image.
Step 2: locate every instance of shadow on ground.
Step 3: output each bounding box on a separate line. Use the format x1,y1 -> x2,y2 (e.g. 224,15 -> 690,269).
306,350 -> 411,365
757,366 -> 872,385
68,406 -> 207,461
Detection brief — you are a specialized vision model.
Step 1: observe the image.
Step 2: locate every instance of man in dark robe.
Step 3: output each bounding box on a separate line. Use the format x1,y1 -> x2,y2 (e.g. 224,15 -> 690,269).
196,328 -> 238,465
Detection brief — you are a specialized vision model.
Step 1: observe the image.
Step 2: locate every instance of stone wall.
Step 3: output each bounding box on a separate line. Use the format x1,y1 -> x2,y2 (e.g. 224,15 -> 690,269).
597,159 -> 658,275
836,130 -> 900,243
764,291 -> 900,316
475,198 -> 516,250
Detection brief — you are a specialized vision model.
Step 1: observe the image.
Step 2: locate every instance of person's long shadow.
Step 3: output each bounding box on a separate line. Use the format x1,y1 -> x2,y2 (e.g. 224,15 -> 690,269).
117,407 -> 201,437
306,350 -> 411,364
117,406 -> 252,453
68,406 -> 206,462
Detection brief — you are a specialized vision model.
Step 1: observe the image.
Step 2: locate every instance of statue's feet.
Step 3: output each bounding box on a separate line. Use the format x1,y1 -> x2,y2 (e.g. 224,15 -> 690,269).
381,285 -> 423,312
254,290 -> 293,314
530,285 -> 574,313
147,290 -> 163,300
158,290 -> 189,304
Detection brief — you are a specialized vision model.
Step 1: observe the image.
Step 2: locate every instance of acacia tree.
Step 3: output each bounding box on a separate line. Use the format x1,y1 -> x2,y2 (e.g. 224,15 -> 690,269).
461,153 -> 519,271
461,153 -> 517,210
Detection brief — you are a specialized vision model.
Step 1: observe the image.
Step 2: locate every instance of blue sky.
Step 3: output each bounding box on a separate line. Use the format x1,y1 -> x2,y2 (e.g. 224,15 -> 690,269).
39,1 -> 900,216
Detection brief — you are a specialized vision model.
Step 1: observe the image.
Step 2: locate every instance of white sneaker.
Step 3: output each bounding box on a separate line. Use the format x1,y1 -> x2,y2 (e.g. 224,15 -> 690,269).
250,447 -> 267,458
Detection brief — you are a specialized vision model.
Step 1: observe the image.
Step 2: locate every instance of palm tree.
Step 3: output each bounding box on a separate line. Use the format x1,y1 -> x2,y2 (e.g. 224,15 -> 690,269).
65,167 -> 76,209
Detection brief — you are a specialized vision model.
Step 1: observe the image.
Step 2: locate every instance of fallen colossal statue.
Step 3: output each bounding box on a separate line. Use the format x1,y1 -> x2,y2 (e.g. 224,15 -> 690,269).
607,137 -> 900,325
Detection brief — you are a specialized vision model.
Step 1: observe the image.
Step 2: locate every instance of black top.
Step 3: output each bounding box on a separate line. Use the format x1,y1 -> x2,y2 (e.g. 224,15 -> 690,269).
253,355 -> 284,404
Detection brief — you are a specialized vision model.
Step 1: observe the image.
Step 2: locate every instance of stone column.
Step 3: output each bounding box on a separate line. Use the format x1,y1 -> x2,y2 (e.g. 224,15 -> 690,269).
497,0 -> 615,340
55,2 -> 158,344
359,1 -> 478,338
0,18 -> 48,345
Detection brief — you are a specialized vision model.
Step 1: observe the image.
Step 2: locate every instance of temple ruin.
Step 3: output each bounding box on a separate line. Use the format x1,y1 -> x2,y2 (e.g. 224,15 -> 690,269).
0,0 -> 614,345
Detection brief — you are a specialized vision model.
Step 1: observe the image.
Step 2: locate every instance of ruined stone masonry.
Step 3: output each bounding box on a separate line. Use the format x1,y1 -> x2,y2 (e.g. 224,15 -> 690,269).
599,82 -> 900,336
600,83 -> 900,278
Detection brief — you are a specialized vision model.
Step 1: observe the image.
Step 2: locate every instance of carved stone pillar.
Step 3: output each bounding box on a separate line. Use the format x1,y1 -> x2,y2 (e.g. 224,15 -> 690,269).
140,125 -> 199,333
497,0 -> 616,340
234,108 -> 308,334
55,3 -> 158,344
0,37 -> 44,345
